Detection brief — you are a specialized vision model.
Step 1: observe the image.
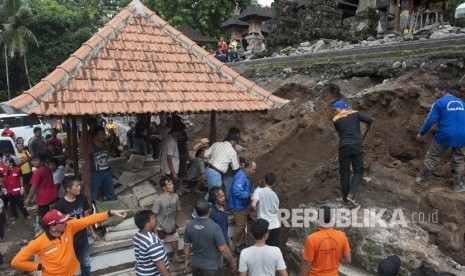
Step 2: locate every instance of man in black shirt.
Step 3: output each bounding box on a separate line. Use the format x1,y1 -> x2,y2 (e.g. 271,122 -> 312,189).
53,176 -> 98,276
332,100 -> 373,207
126,121 -> 135,152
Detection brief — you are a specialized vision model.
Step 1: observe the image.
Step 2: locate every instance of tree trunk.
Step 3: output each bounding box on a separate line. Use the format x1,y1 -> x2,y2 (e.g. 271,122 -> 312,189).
23,52 -> 32,89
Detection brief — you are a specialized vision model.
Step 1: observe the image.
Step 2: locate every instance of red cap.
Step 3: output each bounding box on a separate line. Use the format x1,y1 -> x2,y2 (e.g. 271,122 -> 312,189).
42,209 -> 70,226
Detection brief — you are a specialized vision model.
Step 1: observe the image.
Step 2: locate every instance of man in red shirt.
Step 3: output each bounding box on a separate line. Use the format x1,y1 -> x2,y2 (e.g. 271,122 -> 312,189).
1,124 -> 15,140
45,128 -> 63,149
218,37 -> 228,54
24,154 -> 59,218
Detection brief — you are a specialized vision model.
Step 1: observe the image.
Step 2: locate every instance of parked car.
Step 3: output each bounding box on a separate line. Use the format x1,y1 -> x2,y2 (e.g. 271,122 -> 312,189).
0,114 -> 51,146
0,137 -> 19,157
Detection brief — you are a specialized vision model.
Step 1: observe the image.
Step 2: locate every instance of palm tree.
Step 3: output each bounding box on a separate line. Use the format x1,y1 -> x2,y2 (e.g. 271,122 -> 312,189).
1,1 -> 38,89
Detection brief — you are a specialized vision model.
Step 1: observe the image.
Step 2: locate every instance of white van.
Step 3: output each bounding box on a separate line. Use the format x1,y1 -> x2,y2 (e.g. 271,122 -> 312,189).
0,114 -> 51,146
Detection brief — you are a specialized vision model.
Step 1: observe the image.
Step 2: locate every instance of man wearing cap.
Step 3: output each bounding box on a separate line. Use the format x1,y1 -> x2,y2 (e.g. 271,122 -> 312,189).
332,100 -> 373,207
11,209 -> 127,275
416,83 -> 465,192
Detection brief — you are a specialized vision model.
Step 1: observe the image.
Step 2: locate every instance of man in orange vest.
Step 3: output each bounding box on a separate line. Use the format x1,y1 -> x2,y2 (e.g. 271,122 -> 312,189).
11,209 -> 127,275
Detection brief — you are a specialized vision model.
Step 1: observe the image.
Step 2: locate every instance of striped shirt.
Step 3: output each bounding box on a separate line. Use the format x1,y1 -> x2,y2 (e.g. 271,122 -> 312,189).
204,141 -> 239,173
133,231 -> 169,276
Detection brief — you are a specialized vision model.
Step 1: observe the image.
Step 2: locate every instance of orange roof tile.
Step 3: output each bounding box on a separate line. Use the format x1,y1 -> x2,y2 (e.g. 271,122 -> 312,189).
1,0 -> 288,116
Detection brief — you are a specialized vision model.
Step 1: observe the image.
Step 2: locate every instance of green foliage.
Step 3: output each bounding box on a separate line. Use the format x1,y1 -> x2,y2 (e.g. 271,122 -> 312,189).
0,0 -> 255,98
142,0 -> 252,39
25,0 -> 96,84
445,0 -> 465,27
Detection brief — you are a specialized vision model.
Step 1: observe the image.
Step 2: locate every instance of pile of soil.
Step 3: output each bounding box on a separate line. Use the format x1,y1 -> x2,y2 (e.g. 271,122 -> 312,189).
188,60 -> 465,270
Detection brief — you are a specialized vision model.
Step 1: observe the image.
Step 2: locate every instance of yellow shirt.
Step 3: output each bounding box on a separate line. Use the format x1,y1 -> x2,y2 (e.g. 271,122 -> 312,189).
11,212 -> 110,275
106,123 -> 117,131
17,151 -> 32,174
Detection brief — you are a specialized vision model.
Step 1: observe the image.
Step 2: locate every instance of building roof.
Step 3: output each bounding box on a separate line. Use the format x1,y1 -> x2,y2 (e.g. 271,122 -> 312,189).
0,1 -> 288,116
179,24 -> 216,45
221,14 -> 249,30
238,4 -> 273,22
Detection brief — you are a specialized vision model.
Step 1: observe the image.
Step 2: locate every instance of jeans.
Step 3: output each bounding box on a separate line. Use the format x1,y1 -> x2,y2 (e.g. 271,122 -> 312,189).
338,144 -> 364,201
205,167 -> 222,189
133,137 -> 145,155
223,176 -> 234,199
75,240 -> 91,276
90,171 -> 116,201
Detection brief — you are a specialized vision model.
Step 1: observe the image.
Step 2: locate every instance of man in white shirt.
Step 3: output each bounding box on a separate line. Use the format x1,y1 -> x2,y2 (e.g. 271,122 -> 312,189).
160,123 -> 185,194
251,173 -> 280,247
204,127 -> 240,195
239,219 -> 287,276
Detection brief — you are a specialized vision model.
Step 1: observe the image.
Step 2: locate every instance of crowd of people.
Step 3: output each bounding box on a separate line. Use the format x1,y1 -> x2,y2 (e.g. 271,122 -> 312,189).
4,81 -> 464,275
214,37 -> 240,63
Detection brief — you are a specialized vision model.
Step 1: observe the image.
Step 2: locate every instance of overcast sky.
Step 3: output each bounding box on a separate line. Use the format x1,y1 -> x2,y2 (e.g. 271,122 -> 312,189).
258,0 -> 273,6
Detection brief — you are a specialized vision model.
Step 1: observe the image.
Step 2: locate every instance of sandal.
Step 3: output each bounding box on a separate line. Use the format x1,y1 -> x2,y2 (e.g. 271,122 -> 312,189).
336,198 -> 347,203
173,257 -> 184,263
346,198 -> 359,207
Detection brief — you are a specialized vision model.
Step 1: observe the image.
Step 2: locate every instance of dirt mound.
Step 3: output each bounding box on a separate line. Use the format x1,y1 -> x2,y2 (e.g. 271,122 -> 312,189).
187,62 -> 465,272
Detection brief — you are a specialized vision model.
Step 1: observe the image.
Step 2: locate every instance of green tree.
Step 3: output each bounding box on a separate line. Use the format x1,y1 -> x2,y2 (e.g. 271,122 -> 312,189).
2,5 -> 39,88
141,0 -> 252,39
445,0 -> 465,27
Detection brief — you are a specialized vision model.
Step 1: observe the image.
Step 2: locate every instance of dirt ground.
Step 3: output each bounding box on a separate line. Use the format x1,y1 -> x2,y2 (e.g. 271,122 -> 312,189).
0,207 -> 36,275
3,57 -> 465,274
187,60 -> 465,271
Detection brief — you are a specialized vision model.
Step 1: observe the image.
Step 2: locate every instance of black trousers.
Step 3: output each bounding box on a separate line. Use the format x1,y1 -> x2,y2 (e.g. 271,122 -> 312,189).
192,266 -> 224,276
266,228 -> 280,247
338,144 -> 364,201
8,195 -> 29,218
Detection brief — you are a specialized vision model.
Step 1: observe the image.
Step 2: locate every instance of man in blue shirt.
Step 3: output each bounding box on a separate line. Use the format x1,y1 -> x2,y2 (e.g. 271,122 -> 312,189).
228,159 -> 257,255
416,83 -> 465,192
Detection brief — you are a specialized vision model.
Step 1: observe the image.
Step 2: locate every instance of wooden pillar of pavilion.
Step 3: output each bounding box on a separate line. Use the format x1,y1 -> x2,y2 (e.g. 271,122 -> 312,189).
394,0 -> 401,32
385,6 -> 390,35
72,116 -> 79,177
441,0 -> 446,22
81,116 -> 91,203
65,116 -> 72,160
409,0 -> 414,15
209,112 -> 217,143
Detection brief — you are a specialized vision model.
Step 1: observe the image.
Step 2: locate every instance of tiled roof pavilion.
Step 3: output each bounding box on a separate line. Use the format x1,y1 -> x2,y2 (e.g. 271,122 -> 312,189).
0,1 -> 288,116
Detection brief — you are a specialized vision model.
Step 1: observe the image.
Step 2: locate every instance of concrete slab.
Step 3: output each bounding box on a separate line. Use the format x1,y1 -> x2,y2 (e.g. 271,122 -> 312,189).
117,193 -> 138,210
130,181 -> 156,200
115,171 -> 160,195
128,154 -> 145,170
138,193 -> 157,207
108,157 -> 128,165
118,171 -> 137,186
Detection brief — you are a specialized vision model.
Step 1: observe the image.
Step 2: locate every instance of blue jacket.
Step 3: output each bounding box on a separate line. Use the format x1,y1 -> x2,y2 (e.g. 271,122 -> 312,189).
420,93 -> 465,147
228,169 -> 252,211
